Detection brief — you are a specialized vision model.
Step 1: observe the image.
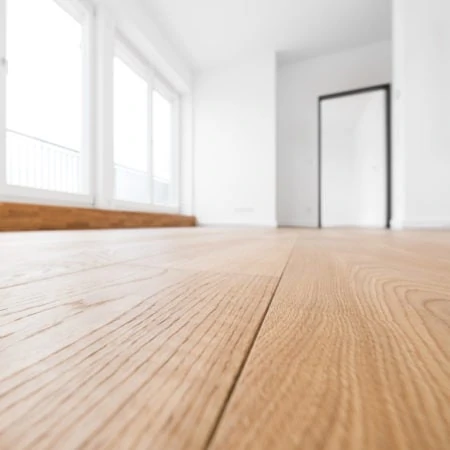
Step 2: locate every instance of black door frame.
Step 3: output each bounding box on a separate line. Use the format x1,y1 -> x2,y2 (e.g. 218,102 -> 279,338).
318,84 -> 392,229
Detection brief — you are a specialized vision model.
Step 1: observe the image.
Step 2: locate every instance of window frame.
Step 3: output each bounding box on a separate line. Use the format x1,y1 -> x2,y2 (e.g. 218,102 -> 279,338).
0,2 -> 182,213
153,76 -> 180,208
0,0 -> 95,207
111,33 -> 180,213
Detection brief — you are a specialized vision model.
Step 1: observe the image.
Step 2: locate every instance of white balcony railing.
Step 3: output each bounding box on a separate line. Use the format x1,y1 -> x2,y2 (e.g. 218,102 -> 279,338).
153,177 -> 170,206
114,164 -> 170,206
6,130 -> 170,205
114,164 -> 151,204
5,129 -> 171,205
6,129 -> 81,194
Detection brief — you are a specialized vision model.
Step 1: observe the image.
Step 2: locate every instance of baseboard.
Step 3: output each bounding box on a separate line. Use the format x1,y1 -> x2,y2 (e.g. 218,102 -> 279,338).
277,220 -> 318,228
197,221 -> 278,228
0,202 -> 196,232
391,218 -> 450,230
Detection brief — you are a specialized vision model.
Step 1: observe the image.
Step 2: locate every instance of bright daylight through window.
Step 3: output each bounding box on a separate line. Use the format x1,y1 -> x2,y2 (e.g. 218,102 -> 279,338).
6,0 -> 86,194
1,0 -> 180,211
113,40 -> 178,208
113,55 -> 150,204
152,89 -> 173,206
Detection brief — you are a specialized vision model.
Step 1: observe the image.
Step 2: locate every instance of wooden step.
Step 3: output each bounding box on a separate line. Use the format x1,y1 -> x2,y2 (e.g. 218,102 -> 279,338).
0,202 -> 196,231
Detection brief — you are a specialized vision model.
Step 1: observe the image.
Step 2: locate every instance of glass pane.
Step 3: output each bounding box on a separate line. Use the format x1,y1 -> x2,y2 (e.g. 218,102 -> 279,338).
6,0 -> 84,194
152,90 -> 173,205
113,56 -> 150,204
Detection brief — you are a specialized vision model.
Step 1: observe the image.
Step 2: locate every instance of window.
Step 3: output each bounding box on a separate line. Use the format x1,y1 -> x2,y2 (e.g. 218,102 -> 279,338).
5,0 -> 92,197
113,38 -> 179,209
0,2 -> 182,212
153,86 -> 176,206
113,54 -> 150,204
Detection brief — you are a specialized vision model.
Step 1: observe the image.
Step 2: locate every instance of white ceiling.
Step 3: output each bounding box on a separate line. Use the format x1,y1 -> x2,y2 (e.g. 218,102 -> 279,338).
141,0 -> 391,71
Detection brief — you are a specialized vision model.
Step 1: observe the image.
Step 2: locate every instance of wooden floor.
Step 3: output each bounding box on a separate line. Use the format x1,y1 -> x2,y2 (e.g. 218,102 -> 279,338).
0,228 -> 449,449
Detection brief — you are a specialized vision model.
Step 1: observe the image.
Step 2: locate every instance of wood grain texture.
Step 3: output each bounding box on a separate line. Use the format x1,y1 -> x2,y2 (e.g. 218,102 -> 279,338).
0,228 -> 202,289
0,228 -> 449,450
210,230 -> 450,450
0,228 -> 296,450
0,202 -> 196,231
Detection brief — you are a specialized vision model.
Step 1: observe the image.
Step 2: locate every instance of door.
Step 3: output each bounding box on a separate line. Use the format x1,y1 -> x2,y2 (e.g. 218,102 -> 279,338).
320,87 -> 389,228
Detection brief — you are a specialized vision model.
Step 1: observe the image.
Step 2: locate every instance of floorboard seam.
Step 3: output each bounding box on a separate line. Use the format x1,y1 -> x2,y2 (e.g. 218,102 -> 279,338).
202,237 -> 299,450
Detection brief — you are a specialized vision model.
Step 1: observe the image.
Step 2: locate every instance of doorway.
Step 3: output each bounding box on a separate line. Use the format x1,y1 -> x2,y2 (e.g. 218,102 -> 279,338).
318,85 -> 391,228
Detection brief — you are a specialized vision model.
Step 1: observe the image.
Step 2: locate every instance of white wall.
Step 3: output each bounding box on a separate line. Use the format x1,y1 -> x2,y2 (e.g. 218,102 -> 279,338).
194,53 -> 277,226
277,41 -> 391,227
393,0 -> 450,228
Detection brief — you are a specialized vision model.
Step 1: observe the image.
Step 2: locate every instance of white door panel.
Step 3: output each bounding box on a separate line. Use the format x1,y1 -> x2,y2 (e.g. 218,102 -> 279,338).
321,90 -> 387,228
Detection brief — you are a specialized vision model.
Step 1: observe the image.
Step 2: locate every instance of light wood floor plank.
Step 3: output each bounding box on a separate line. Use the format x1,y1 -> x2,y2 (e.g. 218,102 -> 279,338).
210,230 -> 450,450
132,232 -> 298,277
1,229 -> 449,450
0,228 -> 297,288
0,231 -> 285,449
0,229 -> 216,289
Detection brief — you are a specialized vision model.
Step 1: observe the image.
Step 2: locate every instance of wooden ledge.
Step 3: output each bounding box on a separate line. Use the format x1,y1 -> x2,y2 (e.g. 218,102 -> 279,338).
0,202 -> 196,231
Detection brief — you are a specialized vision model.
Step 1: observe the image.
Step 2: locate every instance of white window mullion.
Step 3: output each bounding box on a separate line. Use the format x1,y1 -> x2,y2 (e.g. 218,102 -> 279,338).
81,4 -> 95,201
0,0 -> 6,193
95,5 -> 115,209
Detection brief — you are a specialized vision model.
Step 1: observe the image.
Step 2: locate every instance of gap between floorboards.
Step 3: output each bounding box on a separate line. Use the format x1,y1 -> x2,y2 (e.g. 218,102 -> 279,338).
201,236 -> 299,450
